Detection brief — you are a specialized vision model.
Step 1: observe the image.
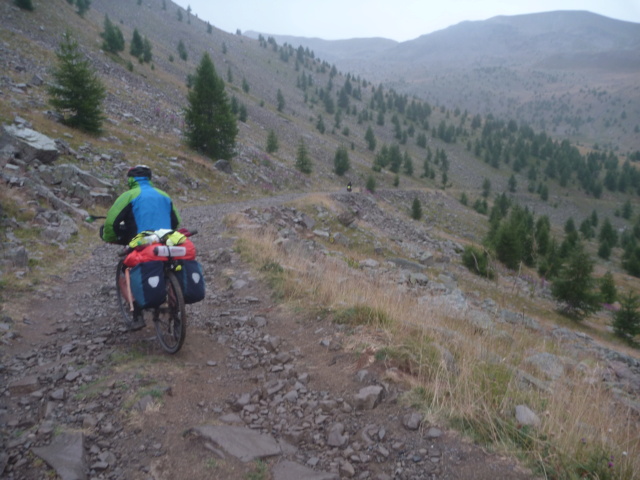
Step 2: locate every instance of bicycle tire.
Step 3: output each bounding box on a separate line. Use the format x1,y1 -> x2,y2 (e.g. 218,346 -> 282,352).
153,272 -> 186,354
115,260 -> 140,329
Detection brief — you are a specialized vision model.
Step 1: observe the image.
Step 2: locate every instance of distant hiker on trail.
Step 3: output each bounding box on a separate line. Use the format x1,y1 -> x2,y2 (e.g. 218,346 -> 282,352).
347,181 -> 352,192
101,165 -> 181,245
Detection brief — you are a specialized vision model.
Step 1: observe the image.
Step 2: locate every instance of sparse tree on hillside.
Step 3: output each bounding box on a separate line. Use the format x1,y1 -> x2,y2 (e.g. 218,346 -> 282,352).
238,104 -> 247,123
142,37 -> 153,63
295,139 -> 312,174
162,0 -> 166,10
365,125 -> 376,151
15,0 -> 34,11
366,174 -> 376,193
276,89 -> 285,112
316,115 -> 325,134
334,145 -> 350,176
481,178 -> 491,198
403,151 -> 413,176
266,130 -> 279,153
177,39 -> 188,61
612,291 -> 640,342
411,198 -> 423,220
101,15 -> 125,54
75,0 -> 91,17
177,8 -> 183,21
551,241 -> 600,318
183,53 -> 237,160
130,29 -> 144,58
207,22 -> 212,34
600,271 -> 617,304
48,31 -> 105,134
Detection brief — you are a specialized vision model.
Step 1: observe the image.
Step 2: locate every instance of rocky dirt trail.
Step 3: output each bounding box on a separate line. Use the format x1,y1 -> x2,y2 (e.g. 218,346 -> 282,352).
1,194 -> 538,480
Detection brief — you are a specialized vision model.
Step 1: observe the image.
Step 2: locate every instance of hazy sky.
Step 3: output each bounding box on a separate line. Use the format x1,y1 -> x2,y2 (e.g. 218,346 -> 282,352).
172,0 -> 640,42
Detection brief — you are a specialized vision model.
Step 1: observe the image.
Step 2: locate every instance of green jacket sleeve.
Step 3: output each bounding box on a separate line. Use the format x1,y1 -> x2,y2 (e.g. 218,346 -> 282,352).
102,190 -> 134,243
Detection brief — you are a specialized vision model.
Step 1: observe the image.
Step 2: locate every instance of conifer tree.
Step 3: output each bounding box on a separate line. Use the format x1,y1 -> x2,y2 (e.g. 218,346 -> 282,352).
411,198 -> 423,220
130,29 -> 144,58
266,130 -> 279,153
101,15 -> 124,54
365,174 -> 376,193
48,31 -> 105,134
276,89 -> 285,112
142,37 -> 153,63
612,291 -> 640,341
599,271 -> 617,304
75,0 -> 91,17
15,0 -> 34,11
295,139 -> 312,174
365,125 -> 376,151
183,53 -> 237,160
333,145 -> 350,176
177,39 -> 188,61
551,241 -> 600,318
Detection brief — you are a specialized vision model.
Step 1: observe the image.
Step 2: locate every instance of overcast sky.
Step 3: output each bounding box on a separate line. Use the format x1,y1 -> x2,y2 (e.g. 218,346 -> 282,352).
171,0 -> 640,42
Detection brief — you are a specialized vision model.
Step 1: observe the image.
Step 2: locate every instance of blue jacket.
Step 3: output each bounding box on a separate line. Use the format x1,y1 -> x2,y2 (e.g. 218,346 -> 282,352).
102,177 -> 180,245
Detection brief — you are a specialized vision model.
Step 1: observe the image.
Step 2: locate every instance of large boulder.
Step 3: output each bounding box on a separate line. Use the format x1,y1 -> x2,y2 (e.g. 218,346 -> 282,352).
1,125 -> 59,165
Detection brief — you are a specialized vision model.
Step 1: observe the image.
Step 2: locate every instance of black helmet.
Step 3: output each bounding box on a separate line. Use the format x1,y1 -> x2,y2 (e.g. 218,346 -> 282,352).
127,164 -> 152,179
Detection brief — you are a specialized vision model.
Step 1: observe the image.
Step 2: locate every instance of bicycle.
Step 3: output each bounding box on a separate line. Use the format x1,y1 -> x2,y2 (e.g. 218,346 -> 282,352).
88,215 -> 200,354
115,254 -> 187,354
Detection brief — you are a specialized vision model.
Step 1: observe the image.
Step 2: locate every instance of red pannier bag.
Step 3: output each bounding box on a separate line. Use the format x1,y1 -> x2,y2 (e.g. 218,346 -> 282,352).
123,238 -> 196,267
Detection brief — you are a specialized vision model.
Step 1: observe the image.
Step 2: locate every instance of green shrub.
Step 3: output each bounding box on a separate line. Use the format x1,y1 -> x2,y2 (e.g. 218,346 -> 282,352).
462,245 -> 494,279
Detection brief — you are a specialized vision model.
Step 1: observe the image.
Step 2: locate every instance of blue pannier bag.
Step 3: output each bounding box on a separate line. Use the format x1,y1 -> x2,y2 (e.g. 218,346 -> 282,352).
129,261 -> 166,308
177,260 -> 205,304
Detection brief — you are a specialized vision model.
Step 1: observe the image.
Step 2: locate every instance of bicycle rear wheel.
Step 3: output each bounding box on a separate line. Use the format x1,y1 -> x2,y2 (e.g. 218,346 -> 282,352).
115,260 -> 142,329
153,272 -> 186,354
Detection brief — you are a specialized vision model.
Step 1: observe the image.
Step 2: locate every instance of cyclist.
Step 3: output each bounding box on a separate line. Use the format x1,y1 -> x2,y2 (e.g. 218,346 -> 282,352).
101,165 -> 181,330
101,165 -> 181,246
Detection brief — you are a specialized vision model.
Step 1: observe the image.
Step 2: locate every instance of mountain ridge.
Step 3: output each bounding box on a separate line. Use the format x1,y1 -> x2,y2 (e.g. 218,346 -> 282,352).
254,10 -> 640,152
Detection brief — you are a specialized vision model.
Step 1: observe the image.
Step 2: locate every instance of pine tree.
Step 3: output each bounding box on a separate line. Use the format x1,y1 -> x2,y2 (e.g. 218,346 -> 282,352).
238,104 -> 247,123
366,174 -> 376,193
551,241 -> 600,318
75,0 -> 91,17
612,291 -> 640,341
15,0 -> 34,11
481,178 -> 491,198
295,139 -> 312,174
183,53 -> 237,160
48,31 -> 105,134
266,130 -> 279,153
365,125 -> 376,151
333,145 -> 350,176
177,39 -> 188,61
403,152 -> 413,176
599,271 -> 617,304
130,29 -> 144,58
411,198 -> 423,220
101,15 -> 125,54
142,37 -> 153,63
276,89 -> 285,112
